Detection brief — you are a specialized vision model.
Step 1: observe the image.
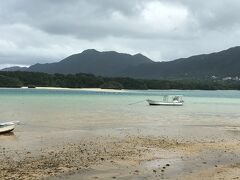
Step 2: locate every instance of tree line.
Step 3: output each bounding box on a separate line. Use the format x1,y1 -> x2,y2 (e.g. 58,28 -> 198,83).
0,71 -> 240,90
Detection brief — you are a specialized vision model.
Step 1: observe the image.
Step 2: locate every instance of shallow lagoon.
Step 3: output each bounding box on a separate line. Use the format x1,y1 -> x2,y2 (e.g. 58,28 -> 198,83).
0,88 -> 240,131
1,88 -> 240,179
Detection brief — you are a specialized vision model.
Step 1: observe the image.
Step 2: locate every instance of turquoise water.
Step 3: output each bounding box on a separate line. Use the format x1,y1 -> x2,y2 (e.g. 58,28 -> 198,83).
0,88 -> 240,133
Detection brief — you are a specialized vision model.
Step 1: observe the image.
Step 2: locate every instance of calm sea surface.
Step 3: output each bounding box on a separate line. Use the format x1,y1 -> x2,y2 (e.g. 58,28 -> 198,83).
0,88 -> 240,130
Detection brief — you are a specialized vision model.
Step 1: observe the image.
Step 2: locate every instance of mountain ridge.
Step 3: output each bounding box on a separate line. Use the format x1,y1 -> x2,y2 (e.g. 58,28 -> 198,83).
1,46 -> 240,79
27,49 -> 153,76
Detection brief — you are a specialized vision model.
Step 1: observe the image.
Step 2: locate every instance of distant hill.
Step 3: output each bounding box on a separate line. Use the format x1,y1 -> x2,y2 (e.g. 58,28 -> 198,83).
27,49 -> 153,76
2,46 -> 240,79
1,66 -> 28,72
122,46 -> 240,79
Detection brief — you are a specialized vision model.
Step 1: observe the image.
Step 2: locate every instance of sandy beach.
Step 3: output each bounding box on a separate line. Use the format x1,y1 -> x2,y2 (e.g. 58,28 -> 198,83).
1,130 -> 240,180
33,87 -> 126,93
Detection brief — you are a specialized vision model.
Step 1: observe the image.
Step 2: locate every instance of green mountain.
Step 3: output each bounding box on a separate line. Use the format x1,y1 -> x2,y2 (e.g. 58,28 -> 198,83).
2,46 -> 240,79
27,49 -> 153,76
123,46 -> 240,79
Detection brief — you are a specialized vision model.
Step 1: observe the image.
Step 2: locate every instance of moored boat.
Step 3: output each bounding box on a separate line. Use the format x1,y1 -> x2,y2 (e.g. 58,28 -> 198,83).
147,95 -> 184,106
0,122 -> 16,134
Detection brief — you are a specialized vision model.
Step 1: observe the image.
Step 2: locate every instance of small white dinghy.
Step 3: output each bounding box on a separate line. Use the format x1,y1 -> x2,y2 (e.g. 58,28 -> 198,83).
147,95 -> 184,106
0,121 -> 19,134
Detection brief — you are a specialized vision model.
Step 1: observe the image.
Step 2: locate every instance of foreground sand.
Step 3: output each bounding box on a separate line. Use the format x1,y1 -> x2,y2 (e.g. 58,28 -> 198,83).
1,133 -> 240,180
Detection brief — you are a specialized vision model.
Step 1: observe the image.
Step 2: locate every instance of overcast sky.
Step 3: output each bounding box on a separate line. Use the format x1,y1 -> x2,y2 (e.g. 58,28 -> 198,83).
0,0 -> 240,68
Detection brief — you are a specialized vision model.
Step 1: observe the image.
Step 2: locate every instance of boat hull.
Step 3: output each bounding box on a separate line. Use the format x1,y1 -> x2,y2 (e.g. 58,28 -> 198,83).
0,124 -> 15,134
147,100 -> 183,106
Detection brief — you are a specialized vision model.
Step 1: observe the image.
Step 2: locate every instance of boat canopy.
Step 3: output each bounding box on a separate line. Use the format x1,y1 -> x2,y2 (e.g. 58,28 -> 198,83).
163,95 -> 183,102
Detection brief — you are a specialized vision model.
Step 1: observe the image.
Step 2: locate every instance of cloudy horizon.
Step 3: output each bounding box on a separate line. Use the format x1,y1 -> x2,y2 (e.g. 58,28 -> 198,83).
0,0 -> 240,68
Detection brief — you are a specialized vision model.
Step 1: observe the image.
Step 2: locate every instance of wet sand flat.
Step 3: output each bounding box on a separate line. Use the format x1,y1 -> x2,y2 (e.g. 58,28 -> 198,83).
1,128 -> 240,180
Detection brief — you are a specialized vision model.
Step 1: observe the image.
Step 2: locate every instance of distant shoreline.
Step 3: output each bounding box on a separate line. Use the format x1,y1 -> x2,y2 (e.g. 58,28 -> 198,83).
0,86 -> 236,91
1,71 -> 240,90
33,87 -> 126,93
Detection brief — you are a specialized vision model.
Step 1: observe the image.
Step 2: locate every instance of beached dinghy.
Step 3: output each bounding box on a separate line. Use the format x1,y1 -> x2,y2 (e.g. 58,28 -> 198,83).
147,95 -> 184,106
0,121 -> 18,134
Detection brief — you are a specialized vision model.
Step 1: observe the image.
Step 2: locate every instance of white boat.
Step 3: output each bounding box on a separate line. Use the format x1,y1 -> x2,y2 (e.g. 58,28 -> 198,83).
147,95 -> 184,106
0,122 -> 16,134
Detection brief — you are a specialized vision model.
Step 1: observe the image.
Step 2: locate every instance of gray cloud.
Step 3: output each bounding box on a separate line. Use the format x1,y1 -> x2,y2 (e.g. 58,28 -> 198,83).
0,0 -> 240,67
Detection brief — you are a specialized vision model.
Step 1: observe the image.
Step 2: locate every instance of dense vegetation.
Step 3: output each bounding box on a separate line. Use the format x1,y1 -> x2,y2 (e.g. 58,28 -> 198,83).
0,71 -> 240,90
